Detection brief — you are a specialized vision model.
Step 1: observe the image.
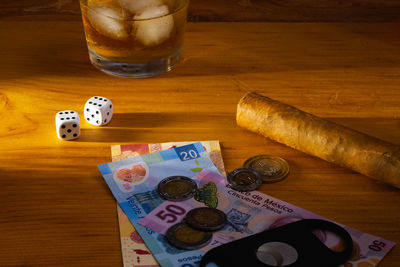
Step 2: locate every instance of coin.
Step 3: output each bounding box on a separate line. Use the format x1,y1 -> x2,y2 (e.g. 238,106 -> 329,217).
166,222 -> 213,250
157,176 -> 198,201
243,155 -> 289,183
185,207 -> 227,231
227,168 -> 263,192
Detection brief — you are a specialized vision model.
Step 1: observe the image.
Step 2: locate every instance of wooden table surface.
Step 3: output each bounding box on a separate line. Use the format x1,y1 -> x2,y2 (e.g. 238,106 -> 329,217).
1,0 -> 399,266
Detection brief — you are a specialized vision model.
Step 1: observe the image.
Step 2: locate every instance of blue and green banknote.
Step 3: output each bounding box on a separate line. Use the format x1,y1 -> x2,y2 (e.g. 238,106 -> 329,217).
99,142 -> 395,267
99,142 -> 219,267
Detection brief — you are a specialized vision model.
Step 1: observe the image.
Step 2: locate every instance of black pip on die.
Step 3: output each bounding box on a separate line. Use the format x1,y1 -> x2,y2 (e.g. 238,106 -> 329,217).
55,110 -> 80,140
84,96 -> 113,126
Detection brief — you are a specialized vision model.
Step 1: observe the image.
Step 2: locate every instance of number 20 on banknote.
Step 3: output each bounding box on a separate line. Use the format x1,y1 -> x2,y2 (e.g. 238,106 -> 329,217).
175,144 -> 201,161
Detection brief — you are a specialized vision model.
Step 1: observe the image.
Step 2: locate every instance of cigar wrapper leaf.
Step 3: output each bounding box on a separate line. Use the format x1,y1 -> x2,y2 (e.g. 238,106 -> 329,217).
236,92 -> 400,189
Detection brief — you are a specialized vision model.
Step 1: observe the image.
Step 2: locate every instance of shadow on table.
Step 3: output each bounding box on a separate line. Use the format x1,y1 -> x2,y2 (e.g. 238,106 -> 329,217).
3,22 -> 399,80
0,22 -> 100,80
77,128 -> 143,143
76,112 -> 191,143
105,112 -> 183,128
88,112 -> 228,128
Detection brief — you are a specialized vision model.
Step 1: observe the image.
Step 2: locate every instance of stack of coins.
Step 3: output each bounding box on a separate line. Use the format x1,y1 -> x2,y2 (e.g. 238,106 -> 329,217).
157,176 -> 227,250
243,155 -> 289,184
185,207 -> 227,231
227,155 -> 290,192
166,207 -> 227,250
166,222 -> 213,250
160,154 -> 290,250
227,168 -> 263,192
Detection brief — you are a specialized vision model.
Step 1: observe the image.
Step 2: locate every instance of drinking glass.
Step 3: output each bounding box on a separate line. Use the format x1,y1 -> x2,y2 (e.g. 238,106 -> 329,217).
80,0 -> 188,78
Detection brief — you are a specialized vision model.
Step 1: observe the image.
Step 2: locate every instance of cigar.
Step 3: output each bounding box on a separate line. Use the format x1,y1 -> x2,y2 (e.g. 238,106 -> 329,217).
237,92 -> 400,189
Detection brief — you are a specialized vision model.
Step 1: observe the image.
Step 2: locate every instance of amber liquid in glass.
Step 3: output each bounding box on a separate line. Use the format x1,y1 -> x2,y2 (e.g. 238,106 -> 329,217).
80,0 -> 188,77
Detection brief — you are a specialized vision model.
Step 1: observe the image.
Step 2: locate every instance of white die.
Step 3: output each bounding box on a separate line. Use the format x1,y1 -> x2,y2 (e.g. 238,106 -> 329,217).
84,96 -> 113,126
55,110 -> 80,140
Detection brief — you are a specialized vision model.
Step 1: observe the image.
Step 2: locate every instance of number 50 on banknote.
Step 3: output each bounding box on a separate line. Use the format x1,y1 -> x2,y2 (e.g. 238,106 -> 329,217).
101,142 -> 223,267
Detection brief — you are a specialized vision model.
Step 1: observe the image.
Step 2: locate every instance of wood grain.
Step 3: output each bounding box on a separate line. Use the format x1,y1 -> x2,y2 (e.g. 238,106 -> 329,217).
1,0 -> 400,22
0,11 -> 399,267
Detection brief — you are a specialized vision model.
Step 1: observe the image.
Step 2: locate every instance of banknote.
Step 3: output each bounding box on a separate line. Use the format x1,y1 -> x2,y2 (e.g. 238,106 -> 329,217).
111,141 -> 225,267
111,141 -> 226,177
106,142 -> 395,267
101,142 -> 225,267
139,169 -> 395,267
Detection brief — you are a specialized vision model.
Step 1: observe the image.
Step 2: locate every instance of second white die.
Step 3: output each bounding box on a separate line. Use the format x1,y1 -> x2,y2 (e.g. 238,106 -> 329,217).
55,110 -> 80,140
84,96 -> 113,126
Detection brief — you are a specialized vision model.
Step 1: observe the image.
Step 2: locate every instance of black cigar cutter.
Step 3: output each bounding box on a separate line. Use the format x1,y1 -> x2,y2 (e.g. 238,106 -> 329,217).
200,219 -> 353,267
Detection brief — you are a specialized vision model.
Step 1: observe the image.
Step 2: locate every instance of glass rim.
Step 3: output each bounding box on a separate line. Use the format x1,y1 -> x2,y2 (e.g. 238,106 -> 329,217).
80,0 -> 189,22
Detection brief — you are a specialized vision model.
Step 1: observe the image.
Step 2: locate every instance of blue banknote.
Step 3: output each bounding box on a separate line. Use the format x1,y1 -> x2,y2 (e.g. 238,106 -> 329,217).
98,142 -> 220,267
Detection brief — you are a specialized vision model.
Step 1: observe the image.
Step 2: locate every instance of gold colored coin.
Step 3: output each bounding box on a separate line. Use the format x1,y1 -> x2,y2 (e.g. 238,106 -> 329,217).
157,176 -> 198,201
186,207 -> 227,231
174,224 -> 206,243
244,155 -> 289,183
233,171 -> 258,185
227,168 -> 262,192
192,209 -> 220,224
166,222 -> 212,250
164,180 -> 191,195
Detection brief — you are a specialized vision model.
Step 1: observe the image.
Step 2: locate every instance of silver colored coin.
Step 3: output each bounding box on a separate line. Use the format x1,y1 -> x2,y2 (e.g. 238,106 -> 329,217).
185,207 -> 227,231
157,176 -> 198,201
227,168 -> 263,192
244,155 -> 289,183
166,222 -> 213,250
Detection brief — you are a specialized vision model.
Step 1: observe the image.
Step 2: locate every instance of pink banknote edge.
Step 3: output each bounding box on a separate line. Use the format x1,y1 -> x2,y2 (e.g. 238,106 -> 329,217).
139,169 -> 396,267
111,141 -> 225,267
